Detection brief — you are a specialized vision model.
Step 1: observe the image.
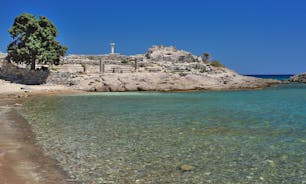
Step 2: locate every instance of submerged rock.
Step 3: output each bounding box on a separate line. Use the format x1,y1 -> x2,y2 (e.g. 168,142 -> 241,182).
180,164 -> 194,171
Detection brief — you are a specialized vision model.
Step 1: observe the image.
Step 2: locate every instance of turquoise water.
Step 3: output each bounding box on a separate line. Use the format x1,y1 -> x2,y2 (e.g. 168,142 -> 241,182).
22,84 -> 306,183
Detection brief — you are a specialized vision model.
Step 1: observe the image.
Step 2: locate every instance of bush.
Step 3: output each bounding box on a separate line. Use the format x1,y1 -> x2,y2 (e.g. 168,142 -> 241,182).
50,67 -> 58,72
199,69 -> 205,73
80,63 -> 86,72
179,72 -> 188,77
201,52 -> 210,63
87,56 -> 96,60
121,59 -> 129,64
210,60 -> 224,67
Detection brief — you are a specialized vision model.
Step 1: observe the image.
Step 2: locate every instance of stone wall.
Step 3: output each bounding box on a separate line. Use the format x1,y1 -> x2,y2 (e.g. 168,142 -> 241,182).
0,62 -> 50,85
59,46 -> 210,75
45,64 -> 84,85
0,53 -> 7,68
62,54 -> 130,65
46,71 -> 77,85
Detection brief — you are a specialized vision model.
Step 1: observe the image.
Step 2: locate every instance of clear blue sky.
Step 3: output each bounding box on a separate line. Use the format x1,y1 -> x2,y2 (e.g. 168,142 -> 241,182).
1,0 -> 306,74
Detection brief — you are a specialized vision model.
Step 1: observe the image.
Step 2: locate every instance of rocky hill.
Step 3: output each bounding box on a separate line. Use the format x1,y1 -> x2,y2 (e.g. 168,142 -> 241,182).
46,45 -> 280,92
0,46 -> 280,92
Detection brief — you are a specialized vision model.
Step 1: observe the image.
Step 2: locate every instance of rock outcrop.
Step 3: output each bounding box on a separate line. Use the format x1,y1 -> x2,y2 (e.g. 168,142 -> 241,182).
74,46 -> 280,92
145,45 -> 200,63
289,73 -> 306,83
1,46 -> 281,91
72,71 -> 279,92
0,53 -> 7,67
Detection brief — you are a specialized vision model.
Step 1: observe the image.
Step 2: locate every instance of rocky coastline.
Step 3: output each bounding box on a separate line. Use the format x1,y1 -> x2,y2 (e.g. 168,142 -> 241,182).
289,73 -> 306,83
0,46 -> 283,95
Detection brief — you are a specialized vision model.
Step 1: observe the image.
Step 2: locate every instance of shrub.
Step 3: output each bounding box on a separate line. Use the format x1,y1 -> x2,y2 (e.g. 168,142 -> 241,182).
199,69 -> 205,73
201,52 -> 210,63
121,59 -> 129,64
50,67 -> 58,72
80,63 -> 86,72
87,56 -> 96,60
179,72 -> 187,77
210,60 -> 224,67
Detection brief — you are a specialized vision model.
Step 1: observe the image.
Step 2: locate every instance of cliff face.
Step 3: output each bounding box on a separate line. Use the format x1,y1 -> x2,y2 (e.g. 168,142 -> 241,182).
46,46 -> 280,92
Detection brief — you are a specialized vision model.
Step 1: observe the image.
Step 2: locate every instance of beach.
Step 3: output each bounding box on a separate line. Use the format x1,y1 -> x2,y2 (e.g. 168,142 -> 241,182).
0,81 -> 83,183
0,97 -> 69,183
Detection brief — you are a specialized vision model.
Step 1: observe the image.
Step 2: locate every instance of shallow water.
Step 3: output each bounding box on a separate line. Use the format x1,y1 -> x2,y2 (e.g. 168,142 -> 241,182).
21,84 -> 306,183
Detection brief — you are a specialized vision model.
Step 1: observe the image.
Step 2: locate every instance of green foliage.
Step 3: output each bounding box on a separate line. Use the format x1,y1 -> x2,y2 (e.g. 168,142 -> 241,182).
201,52 -> 210,63
50,66 -> 58,72
121,59 -> 129,64
6,13 -> 67,70
199,68 -> 205,73
210,60 -> 224,67
80,63 -> 86,72
87,56 -> 96,60
179,72 -> 188,77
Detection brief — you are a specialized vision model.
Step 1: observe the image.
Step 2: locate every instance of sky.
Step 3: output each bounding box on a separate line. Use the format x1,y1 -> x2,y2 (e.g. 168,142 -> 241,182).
1,0 -> 306,74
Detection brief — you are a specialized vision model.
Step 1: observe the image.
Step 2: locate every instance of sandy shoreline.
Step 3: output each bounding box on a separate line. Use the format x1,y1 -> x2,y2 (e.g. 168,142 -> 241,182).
0,82 -> 84,184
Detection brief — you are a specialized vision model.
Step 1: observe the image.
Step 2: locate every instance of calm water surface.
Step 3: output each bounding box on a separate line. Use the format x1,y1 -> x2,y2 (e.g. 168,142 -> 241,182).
22,83 -> 306,183
245,74 -> 294,80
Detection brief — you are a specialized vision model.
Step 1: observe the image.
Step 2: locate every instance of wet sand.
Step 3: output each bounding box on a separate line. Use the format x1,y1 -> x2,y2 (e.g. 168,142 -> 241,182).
0,96 -> 75,184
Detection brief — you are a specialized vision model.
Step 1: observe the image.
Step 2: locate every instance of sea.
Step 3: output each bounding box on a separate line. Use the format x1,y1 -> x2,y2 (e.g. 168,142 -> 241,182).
246,74 -> 294,80
20,75 -> 306,183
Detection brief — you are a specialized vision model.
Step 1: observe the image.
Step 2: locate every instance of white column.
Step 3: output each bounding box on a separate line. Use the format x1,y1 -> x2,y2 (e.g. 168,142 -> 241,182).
110,43 -> 115,54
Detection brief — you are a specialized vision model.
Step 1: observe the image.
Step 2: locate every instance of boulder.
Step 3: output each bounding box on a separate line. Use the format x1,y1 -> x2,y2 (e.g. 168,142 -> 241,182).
289,73 -> 306,83
145,45 -> 197,63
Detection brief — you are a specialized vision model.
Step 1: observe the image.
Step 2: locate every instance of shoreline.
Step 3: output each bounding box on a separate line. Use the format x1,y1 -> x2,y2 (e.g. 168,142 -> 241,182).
0,93 -> 78,184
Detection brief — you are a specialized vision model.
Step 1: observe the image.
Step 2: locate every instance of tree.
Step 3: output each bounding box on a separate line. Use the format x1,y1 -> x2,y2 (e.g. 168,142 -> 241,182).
201,52 -> 210,63
7,13 -> 67,70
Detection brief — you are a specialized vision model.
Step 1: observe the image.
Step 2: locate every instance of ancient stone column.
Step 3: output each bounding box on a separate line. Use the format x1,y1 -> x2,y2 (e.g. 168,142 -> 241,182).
99,58 -> 102,73
100,58 -> 105,73
134,60 -> 138,71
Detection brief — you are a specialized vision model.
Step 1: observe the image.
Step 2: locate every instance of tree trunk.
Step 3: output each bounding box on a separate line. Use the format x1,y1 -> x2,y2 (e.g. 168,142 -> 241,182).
31,58 -> 36,70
